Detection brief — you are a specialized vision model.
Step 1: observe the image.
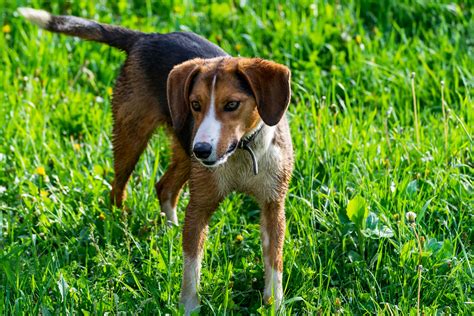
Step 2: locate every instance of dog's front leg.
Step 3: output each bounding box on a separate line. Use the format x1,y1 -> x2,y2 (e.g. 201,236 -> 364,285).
260,199 -> 286,310
180,172 -> 221,315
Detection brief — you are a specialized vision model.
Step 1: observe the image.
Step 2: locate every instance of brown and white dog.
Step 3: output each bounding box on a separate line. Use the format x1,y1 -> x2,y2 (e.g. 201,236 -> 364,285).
19,8 -> 293,314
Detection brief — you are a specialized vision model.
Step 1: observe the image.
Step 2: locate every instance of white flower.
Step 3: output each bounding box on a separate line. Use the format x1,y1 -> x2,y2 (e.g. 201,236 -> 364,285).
406,211 -> 417,223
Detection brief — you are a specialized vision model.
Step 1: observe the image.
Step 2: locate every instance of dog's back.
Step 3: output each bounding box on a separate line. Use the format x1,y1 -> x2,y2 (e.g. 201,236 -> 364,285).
19,7 -> 228,151
19,7 -> 229,206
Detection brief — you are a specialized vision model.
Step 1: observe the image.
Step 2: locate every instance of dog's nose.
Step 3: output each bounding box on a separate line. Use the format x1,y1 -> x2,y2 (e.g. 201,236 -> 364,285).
193,142 -> 212,159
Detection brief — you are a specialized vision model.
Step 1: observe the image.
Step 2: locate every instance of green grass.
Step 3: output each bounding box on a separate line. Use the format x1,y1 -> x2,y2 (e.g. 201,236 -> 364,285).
1,0 -> 472,314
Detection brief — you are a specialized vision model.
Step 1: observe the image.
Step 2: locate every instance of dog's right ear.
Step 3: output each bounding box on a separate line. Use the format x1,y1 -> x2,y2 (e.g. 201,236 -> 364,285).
167,59 -> 202,133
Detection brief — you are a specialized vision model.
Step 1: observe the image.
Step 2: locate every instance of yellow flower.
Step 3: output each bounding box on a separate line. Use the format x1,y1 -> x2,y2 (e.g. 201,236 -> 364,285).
98,212 -> 106,221
73,143 -> 81,151
234,43 -> 242,52
235,234 -> 244,242
35,166 -> 46,176
40,190 -> 48,198
173,5 -> 183,14
2,24 -> 11,33
355,35 -> 362,44
107,87 -> 113,96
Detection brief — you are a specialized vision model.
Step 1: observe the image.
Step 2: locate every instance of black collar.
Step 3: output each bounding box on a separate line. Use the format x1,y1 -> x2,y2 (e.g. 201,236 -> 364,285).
238,125 -> 264,175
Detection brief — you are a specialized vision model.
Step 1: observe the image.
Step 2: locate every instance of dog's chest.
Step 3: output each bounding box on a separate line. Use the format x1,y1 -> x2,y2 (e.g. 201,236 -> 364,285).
213,141 -> 283,203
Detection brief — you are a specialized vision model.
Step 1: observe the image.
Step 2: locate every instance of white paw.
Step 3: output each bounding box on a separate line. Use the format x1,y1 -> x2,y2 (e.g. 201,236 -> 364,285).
264,268 -> 283,311
181,293 -> 199,315
161,200 -> 178,226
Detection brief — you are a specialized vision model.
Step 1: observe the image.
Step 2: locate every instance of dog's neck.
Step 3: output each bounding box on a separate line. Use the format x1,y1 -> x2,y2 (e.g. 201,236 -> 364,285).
238,122 -> 275,175
239,122 -> 263,148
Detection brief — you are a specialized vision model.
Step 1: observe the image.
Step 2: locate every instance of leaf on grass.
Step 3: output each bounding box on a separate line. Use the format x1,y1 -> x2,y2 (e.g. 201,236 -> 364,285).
348,250 -> 363,263
93,165 -> 104,176
400,240 -> 416,266
346,195 -> 368,229
376,226 -> 394,238
154,248 -> 167,273
366,212 -> 379,229
57,274 -> 69,302
284,296 -> 305,305
426,238 -> 454,260
406,180 -> 418,197
363,212 -> 394,238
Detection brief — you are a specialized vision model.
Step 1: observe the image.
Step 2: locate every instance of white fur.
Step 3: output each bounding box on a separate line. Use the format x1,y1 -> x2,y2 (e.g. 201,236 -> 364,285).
261,215 -> 283,309
161,199 -> 178,226
261,211 -> 270,249
18,8 -> 51,28
181,255 -> 202,315
54,15 -> 95,29
264,267 -> 283,309
213,124 -> 282,202
193,75 -> 221,164
262,229 -> 270,249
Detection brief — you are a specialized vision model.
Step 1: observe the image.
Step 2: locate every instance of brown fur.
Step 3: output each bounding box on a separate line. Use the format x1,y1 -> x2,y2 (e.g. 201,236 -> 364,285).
110,58 -> 167,207
165,58 -> 293,312
237,59 -> 291,126
155,139 -> 191,215
20,8 -> 293,312
105,56 -> 293,311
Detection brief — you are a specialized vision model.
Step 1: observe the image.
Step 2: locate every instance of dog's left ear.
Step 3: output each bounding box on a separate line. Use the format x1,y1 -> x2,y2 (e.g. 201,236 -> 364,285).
167,59 -> 202,134
237,58 -> 291,126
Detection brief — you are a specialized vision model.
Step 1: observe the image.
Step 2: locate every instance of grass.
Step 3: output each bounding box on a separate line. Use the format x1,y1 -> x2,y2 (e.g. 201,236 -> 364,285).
0,0 -> 472,314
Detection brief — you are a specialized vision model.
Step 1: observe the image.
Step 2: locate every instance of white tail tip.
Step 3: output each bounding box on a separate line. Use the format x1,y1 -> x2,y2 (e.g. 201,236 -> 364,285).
18,7 -> 51,28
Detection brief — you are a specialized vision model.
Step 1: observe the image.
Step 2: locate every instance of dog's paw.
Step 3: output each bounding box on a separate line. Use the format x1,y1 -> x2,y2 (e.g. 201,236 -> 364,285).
264,282 -> 283,312
180,294 -> 200,316
160,200 -> 178,226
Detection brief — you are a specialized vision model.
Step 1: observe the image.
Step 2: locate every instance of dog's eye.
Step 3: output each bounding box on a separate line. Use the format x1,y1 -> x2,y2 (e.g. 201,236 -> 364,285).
224,101 -> 240,112
190,101 -> 201,112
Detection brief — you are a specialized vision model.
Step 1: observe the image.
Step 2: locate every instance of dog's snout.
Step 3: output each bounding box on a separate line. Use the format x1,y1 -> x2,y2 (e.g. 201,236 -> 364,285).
193,142 -> 213,159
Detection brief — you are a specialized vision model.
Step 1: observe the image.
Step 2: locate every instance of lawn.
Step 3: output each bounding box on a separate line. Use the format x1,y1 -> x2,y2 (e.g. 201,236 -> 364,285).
0,0 -> 472,314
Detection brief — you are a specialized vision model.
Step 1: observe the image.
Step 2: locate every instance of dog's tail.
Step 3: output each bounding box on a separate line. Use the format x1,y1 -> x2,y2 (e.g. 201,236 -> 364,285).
18,7 -> 142,52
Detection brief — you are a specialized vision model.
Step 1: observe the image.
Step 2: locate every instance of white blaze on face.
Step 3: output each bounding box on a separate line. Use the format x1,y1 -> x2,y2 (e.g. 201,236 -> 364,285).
193,75 -> 221,162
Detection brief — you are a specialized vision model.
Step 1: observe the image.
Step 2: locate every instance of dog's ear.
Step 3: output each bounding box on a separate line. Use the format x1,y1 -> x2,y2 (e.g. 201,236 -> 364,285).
167,59 -> 202,133
237,58 -> 291,126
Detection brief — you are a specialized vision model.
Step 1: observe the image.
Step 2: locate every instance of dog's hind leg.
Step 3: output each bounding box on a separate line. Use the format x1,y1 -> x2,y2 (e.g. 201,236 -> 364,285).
110,71 -> 163,208
110,110 -> 160,208
155,141 -> 190,225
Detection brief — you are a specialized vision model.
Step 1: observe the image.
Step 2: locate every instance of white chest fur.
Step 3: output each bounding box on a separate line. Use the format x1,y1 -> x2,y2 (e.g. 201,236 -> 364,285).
212,125 -> 283,203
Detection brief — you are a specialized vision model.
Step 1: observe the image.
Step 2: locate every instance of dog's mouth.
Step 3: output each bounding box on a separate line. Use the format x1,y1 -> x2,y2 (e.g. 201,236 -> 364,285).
225,141 -> 238,155
197,141 -> 238,168
202,160 -> 217,166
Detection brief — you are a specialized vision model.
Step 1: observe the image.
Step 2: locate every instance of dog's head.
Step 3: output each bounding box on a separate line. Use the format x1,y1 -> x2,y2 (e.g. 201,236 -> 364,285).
167,57 -> 291,167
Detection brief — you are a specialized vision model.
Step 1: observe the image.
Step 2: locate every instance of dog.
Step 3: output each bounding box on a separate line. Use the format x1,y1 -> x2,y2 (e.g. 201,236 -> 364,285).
19,7 -> 293,314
